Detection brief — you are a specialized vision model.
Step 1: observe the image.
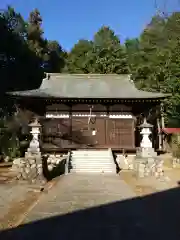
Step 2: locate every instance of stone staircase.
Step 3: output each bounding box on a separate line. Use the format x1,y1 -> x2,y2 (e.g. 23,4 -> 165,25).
70,149 -> 116,174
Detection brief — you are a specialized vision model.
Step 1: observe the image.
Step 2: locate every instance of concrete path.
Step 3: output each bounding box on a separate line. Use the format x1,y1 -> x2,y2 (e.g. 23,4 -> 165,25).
1,173 -> 180,239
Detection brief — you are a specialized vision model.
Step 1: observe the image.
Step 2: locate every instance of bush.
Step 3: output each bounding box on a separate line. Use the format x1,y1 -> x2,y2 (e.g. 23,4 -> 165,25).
171,134 -> 180,158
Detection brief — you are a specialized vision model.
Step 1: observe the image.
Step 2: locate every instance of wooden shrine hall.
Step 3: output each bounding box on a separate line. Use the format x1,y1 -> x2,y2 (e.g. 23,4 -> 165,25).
8,74 -> 170,152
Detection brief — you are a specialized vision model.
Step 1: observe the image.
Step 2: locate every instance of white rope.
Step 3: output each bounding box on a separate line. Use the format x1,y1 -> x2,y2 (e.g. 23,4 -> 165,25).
88,106 -> 92,126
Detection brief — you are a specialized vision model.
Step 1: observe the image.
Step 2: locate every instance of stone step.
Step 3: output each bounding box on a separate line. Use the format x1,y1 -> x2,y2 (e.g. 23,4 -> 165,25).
72,155 -> 111,158
71,150 -> 109,153
71,169 -> 116,173
71,159 -> 114,164
72,167 -> 114,169
71,151 -> 110,155
72,163 -> 114,166
70,150 -> 115,174
72,163 -> 114,167
71,156 -> 113,160
71,154 -> 111,158
72,162 -> 113,165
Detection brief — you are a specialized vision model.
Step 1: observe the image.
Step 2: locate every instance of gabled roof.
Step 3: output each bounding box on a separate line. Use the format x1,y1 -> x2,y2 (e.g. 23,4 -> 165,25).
8,73 -> 170,99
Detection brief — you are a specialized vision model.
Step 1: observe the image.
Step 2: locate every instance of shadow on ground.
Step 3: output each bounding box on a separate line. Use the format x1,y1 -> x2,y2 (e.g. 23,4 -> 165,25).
1,186 -> 180,239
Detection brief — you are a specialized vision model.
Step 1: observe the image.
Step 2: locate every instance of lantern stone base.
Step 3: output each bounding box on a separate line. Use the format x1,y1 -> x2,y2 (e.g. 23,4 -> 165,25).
134,147 -> 164,178
16,152 -> 46,185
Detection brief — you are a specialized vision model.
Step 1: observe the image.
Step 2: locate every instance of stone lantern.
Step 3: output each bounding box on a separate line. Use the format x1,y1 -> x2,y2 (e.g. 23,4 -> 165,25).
139,118 -> 153,149
134,118 -> 163,179
28,118 -> 41,153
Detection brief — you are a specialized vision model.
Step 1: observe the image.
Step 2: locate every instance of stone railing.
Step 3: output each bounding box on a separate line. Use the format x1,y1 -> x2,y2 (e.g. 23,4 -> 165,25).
65,151 -> 71,175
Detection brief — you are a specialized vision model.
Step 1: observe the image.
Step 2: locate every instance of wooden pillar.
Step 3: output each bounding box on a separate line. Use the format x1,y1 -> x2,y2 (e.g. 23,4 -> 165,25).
160,102 -> 165,151
157,117 -> 162,150
106,104 -> 110,116
69,104 -> 72,144
161,103 -> 165,128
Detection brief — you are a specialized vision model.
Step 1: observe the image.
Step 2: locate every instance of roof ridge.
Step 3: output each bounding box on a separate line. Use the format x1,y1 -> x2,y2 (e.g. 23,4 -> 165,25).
48,73 -> 130,77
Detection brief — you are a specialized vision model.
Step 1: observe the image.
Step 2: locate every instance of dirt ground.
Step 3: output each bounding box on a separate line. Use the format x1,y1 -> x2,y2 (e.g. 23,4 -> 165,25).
0,164 -> 59,230
120,156 -> 180,197
0,190 -> 40,230
1,156 -> 180,231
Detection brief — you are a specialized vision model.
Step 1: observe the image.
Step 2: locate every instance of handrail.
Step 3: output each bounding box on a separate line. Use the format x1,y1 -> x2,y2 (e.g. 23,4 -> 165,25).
65,151 -> 71,175
108,148 -> 113,158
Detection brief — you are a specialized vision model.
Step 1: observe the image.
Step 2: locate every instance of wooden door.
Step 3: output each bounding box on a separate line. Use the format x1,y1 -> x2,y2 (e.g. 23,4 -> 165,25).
42,118 -> 72,149
71,117 -> 95,147
106,119 -> 135,149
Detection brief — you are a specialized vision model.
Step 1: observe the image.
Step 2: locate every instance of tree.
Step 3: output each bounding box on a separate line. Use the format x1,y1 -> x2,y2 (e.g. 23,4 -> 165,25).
129,15 -> 167,91
27,9 -> 46,62
125,38 -> 140,73
67,39 -> 93,73
45,40 -> 65,73
126,12 -> 180,126
88,26 -> 128,74
27,9 -> 66,73
2,6 -> 27,39
0,7 -> 43,91
67,26 -> 128,74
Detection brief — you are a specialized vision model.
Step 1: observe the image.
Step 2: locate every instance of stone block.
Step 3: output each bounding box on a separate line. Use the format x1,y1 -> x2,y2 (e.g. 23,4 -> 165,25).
56,159 -> 61,165
156,168 -> 163,173
31,164 -> 37,169
35,155 -> 42,164
138,171 -> 145,178
16,173 -> 22,180
29,168 -> 37,178
37,163 -> 42,168
37,167 -> 43,175
147,158 -> 154,165
25,155 -> 36,160
20,167 -> 25,173
28,159 -> 36,165
48,164 -> 53,171
26,163 -> 31,168
25,167 -> 31,174
20,162 -> 26,167
22,172 -> 28,180
138,163 -> 145,170
51,158 -> 57,165
4,156 -> 10,162
13,158 -> 22,165
119,161 -> 129,170
144,172 -> 149,177
128,164 -> 134,170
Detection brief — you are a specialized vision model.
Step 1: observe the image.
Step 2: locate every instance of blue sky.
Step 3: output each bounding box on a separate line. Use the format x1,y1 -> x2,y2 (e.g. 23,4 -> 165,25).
1,0 -> 180,51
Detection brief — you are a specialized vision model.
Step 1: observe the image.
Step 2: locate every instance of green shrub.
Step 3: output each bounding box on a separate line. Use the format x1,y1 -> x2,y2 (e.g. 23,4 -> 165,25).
171,134 -> 180,158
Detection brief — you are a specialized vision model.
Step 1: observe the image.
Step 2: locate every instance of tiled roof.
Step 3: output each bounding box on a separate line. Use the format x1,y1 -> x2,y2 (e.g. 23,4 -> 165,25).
8,74 -> 170,99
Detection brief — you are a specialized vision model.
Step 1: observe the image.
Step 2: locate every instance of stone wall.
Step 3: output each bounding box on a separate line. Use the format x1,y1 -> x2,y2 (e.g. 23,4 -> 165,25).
134,157 -> 164,178
45,154 -> 68,171
12,153 -> 68,183
13,152 -> 45,184
116,154 -> 135,170
116,154 -> 164,179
